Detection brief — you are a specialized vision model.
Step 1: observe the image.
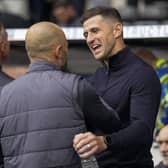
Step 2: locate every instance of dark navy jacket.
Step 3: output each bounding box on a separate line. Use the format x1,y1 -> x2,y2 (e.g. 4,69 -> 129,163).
87,47 -> 161,168
0,61 -> 120,168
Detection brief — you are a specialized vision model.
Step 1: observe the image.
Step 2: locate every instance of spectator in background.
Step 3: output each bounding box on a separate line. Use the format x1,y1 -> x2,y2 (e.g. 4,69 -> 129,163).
155,125 -> 168,168
136,48 -> 168,133
50,0 -> 81,27
70,0 -> 86,17
0,22 -> 13,91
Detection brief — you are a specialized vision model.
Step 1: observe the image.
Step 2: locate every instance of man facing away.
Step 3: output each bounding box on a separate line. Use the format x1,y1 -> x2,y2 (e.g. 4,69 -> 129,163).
0,22 -> 13,91
0,21 -> 120,168
155,125 -> 168,168
73,7 -> 161,168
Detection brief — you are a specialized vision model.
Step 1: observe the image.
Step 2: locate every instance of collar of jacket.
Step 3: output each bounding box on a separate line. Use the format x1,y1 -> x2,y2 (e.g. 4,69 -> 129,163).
102,47 -> 131,73
27,61 -> 61,73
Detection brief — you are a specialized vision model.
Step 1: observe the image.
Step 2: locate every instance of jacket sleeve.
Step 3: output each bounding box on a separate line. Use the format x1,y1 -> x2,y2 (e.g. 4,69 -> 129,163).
104,68 -> 161,150
77,77 -> 121,134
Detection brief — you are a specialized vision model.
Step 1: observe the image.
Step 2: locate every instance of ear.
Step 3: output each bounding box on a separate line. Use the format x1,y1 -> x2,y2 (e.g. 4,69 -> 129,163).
53,45 -> 62,60
113,23 -> 123,39
53,45 -> 65,66
53,45 -> 62,57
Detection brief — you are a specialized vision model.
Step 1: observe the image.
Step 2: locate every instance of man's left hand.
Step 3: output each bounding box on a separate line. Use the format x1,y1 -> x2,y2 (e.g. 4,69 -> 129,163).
73,132 -> 107,159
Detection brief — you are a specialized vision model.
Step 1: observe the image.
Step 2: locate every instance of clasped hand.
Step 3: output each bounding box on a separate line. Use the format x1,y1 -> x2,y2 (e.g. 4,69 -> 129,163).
73,132 -> 107,159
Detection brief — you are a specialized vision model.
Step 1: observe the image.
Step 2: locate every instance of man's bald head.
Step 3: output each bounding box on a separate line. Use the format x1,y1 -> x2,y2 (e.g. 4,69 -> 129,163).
25,22 -> 67,60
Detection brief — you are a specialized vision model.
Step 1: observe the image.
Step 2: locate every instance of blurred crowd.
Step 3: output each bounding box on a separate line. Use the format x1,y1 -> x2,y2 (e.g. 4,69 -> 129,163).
0,0 -> 168,28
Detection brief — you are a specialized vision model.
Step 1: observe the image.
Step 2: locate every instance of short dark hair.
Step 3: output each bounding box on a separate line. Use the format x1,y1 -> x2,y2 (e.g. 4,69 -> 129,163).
81,6 -> 122,24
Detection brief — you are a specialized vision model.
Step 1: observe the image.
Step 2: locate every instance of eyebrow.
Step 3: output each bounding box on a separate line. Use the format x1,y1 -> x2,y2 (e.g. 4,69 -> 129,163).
157,140 -> 168,143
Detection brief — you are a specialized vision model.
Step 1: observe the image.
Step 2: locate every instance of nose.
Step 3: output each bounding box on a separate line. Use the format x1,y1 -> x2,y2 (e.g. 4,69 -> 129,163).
87,33 -> 94,44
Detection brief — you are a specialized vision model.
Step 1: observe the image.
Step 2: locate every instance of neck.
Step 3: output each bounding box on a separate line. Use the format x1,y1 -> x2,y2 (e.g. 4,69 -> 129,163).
103,42 -> 126,65
111,40 -> 126,56
30,56 -> 65,69
31,56 -> 56,64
